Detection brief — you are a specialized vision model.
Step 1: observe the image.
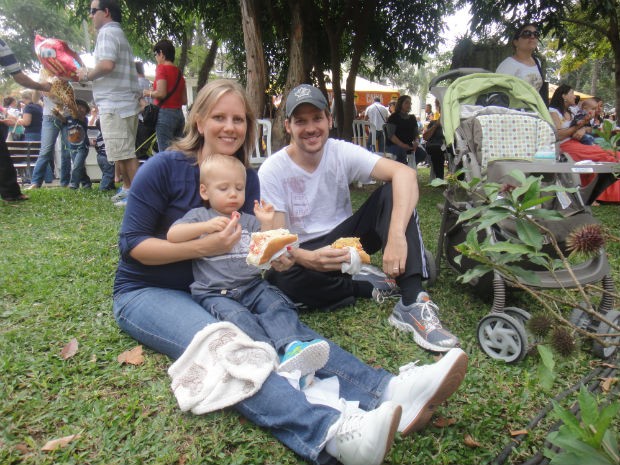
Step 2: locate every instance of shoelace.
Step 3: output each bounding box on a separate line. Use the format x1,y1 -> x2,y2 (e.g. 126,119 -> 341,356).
373,287 -> 401,304
336,402 -> 367,441
417,299 -> 443,331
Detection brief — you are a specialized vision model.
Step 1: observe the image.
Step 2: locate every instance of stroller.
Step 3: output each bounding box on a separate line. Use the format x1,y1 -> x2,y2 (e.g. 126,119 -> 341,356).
430,70 -> 619,363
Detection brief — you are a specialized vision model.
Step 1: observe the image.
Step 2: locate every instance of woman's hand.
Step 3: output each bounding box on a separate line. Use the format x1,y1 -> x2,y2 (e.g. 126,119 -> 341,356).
290,246 -> 349,272
573,127 -> 587,140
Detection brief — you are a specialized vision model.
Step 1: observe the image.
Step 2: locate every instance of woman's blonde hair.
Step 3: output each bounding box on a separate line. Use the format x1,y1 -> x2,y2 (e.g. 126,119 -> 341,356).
170,79 -> 256,166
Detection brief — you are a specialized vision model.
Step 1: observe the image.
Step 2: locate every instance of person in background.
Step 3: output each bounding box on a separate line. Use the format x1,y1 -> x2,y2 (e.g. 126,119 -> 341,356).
496,24 -> 543,93
548,84 -> 620,203
143,39 -> 186,152
67,99 -> 92,189
78,0 -> 142,207
92,117 -> 116,191
1,37 -> 51,202
364,97 -> 388,153
385,95 -> 421,165
17,91 -> 43,142
422,98 -> 446,179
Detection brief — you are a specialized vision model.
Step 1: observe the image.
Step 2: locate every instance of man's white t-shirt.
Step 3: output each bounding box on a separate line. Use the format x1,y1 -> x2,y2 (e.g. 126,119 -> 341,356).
258,139 -> 380,243
496,57 -> 543,91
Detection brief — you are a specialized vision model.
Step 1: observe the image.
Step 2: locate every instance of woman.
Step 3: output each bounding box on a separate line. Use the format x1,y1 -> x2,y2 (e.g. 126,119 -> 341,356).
385,95 -> 421,165
496,24 -> 544,93
549,84 -> 620,203
144,39 -> 187,152
113,79 -> 467,465
422,99 -> 446,179
17,91 -> 43,142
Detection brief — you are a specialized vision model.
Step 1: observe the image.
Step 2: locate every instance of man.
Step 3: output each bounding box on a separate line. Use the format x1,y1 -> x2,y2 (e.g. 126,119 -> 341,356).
364,97 -> 388,152
259,84 -> 459,353
78,0 -> 140,206
0,37 -> 51,202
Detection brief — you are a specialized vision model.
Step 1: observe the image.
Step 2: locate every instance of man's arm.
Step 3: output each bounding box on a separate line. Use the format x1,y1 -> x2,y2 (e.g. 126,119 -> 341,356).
370,157 -> 419,274
78,60 -> 115,82
271,211 -> 349,271
11,72 -> 51,92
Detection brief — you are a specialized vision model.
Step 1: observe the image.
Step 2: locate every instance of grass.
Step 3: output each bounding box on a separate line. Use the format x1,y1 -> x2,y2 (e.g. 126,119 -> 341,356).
1,169 -> 618,465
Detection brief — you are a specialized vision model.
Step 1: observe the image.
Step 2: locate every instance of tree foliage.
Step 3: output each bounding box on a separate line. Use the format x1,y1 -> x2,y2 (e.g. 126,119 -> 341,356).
0,0 -> 83,71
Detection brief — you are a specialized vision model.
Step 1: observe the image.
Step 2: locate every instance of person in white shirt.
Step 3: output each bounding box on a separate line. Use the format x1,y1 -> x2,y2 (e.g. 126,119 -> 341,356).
364,97 -> 388,152
496,24 -> 543,93
259,84 -> 460,353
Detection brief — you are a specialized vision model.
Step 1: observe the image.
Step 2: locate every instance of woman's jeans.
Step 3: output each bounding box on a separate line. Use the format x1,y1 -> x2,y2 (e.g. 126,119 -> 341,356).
195,278 -> 319,353
113,287 -> 392,464
31,116 -> 71,186
155,108 -> 185,153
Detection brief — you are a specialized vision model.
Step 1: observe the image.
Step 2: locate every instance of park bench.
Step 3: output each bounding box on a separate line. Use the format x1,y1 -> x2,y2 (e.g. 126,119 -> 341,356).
6,140 -> 41,184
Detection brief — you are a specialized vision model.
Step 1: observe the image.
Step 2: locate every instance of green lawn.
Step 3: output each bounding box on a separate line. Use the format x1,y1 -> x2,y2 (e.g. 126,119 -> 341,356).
1,169 -> 618,465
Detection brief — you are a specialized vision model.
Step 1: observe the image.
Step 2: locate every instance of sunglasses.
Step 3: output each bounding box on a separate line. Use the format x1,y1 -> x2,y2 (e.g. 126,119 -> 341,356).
90,7 -> 105,15
520,30 -> 541,39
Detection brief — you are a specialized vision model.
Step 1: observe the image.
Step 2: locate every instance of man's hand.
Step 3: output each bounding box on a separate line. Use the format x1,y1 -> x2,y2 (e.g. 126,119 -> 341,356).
290,246 -> 350,272
382,234 -> 408,277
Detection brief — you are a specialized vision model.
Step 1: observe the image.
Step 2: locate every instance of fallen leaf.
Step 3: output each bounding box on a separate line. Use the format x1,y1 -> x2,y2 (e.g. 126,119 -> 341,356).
60,338 -> 79,360
14,443 -> 29,455
41,433 -> 80,451
433,416 -> 457,428
117,345 -> 144,365
464,434 -> 481,448
600,377 -> 617,393
510,429 -> 528,436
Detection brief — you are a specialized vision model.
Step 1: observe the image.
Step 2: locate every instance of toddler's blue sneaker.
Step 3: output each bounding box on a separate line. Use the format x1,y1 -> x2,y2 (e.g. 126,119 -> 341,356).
278,339 -> 330,376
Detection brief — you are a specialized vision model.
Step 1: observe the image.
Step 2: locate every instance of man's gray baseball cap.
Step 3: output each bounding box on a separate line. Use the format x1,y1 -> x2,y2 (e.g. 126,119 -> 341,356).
285,84 -> 328,118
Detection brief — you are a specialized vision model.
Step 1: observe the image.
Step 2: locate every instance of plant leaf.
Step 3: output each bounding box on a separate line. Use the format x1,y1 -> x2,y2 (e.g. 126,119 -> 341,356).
515,219 -> 543,249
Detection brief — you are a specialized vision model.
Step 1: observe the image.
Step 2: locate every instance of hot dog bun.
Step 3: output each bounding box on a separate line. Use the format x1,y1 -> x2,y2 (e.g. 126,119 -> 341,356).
331,237 -> 371,264
247,229 -> 298,266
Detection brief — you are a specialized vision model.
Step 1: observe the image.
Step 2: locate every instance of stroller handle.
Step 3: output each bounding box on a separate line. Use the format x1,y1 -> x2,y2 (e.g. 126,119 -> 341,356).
429,68 -> 491,90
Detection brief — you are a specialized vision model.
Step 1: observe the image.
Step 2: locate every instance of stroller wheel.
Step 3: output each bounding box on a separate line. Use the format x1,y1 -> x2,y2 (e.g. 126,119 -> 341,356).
424,249 -> 437,287
569,304 -> 592,331
503,307 -> 535,344
591,309 -> 620,359
477,313 -> 528,363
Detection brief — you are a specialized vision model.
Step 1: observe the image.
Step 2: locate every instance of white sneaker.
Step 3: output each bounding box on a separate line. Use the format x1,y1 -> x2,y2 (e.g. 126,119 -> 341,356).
331,401 -> 401,465
389,348 -> 468,435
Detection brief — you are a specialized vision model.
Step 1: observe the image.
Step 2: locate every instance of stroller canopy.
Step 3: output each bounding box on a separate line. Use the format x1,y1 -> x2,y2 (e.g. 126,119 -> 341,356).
442,73 -> 553,146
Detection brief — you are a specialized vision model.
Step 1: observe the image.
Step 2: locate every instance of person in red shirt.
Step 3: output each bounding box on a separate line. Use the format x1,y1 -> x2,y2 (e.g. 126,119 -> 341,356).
143,39 -> 187,152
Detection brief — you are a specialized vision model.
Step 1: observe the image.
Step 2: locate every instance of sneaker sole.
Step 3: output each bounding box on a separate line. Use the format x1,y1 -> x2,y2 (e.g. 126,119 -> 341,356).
400,349 -> 468,435
277,341 -> 330,376
377,404 -> 402,465
388,314 -> 456,353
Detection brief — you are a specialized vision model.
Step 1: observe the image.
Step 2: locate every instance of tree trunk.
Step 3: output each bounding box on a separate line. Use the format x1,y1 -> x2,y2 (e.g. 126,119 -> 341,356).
591,59 -> 599,96
272,0 -> 305,151
197,38 -> 219,91
342,0 -> 377,143
177,28 -> 190,74
240,0 -> 267,119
